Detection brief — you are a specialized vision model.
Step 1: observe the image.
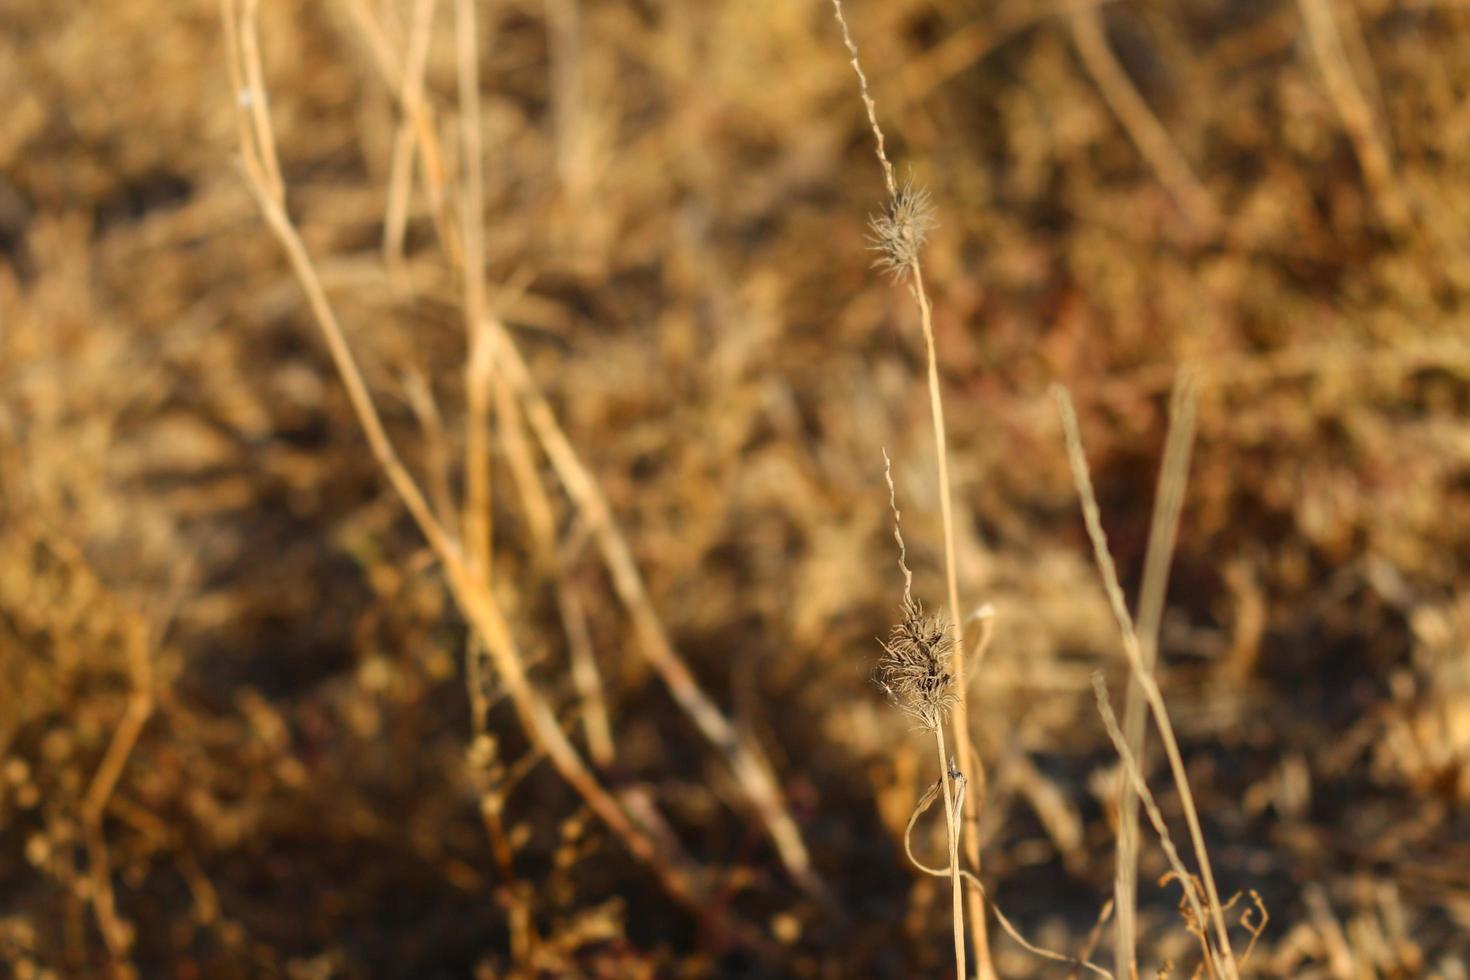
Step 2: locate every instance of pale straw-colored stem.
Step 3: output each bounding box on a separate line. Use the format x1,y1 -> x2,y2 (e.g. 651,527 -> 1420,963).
904,775 -> 1115,979
1093,675 -> 1216,973
455,0 -> 493,580
1115,374 -> 1197,979
383,0 -> 436,268
1054,385 -> 1238,979
1069,5 -> 1219,235
934,723 -> 967,980
911,260 -> 994,977
221,4 -> 774,955
486,319 -> 822,896
829,0 -> 992,968
1297,0 -> 1414,237
322,1 -> 818,891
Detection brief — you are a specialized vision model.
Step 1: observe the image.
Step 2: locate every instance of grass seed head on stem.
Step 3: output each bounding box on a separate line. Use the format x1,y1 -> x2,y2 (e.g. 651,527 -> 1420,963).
868,180 -> 937,280
876,599 -> 956,731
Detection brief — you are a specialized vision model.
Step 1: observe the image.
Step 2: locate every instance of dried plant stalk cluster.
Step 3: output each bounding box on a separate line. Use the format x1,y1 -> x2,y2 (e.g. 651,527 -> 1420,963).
9,0 -> 1470,973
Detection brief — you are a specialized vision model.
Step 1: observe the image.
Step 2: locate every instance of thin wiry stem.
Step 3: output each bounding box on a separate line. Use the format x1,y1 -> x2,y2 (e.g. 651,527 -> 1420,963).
383,0 -> 437,268
1094,673 -> 1214,976
327,5 -> 822,897
455,0 -> 493,581
829,3 -> 992,971
220,4 -> 776,957
829,0 -> 896,199
935,724 -> 967,980
903,777 -> 1115,979
1069,4 -> 1219,235
882,452 -> 964,978
1116,373 -> 1198,979
487,318 -> 823,898
1297,0 -> 1414,237
1053,385 -> 1238,979
913,258 -> 992,976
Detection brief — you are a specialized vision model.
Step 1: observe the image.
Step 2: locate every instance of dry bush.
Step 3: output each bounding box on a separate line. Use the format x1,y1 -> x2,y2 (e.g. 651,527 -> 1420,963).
3,0 -> 1470,976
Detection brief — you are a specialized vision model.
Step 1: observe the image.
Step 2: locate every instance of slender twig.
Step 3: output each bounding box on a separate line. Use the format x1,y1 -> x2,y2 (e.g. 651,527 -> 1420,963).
884,450 -> 967,980
488,319 -> 822,896
341,0 -> 458,264
557,561 -> 615,766
81,612 -> 153,964
1297,0 -> 1414,236
401,366 -> 458,534
238,0 -> 283,201
935,725 -> 967,980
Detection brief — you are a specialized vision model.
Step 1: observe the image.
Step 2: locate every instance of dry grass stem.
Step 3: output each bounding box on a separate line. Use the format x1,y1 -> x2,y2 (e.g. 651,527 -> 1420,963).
341,0 -> 458,265
382,0 -> 436,268
10,0 -> 1469,971
1116,373 -> 1199,978
1297,0 -> 1414,236
327,0 -> 819,895
401,365 -> 459,533
557,570 -> 615,767
1069,5 -> 1220,235
487,318 -> 821,896
829,0 -> 897,198
80,595 -> 155,964
903,777 -> 1115,979
1054,385 -> 1239,978
1094,674 -> 1215,976
881,450 -> 966,978
221,1 -> 776,956
831,3 -> 992,970
455,0 -> 493,581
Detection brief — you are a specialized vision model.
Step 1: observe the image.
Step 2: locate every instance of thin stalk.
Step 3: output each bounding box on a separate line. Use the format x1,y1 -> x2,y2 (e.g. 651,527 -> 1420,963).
221,5 -> 774,954
1053,385 -> 1238,979
455,0 -> 493,579
487,319 -> 822,896
911,259 -> 993,977
934,723 -> 966,980
325,2 -> 819,889
1115,374 -> 1198,979
828,0 -> 991,968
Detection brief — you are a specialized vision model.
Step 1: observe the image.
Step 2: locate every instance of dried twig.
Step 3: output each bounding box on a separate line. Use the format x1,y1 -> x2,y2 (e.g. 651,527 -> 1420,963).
330,0 -> 818,895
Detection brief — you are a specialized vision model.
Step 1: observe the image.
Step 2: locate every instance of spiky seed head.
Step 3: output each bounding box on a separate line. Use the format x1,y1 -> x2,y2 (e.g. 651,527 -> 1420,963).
868,181 -> 937,280
875,598 -> 956,730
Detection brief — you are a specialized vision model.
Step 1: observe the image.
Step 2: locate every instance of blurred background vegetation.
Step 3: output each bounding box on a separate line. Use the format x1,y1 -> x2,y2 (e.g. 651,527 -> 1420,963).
2,0 -> 1469,975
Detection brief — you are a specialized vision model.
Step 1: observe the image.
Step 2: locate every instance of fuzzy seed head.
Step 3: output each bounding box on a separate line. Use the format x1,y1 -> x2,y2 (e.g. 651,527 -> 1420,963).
868,182 -> 937,280
876,599 -> 956,730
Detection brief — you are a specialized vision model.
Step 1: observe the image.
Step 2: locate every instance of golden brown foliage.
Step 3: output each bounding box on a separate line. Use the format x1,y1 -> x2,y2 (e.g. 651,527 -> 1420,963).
3,0 -> 1470,976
